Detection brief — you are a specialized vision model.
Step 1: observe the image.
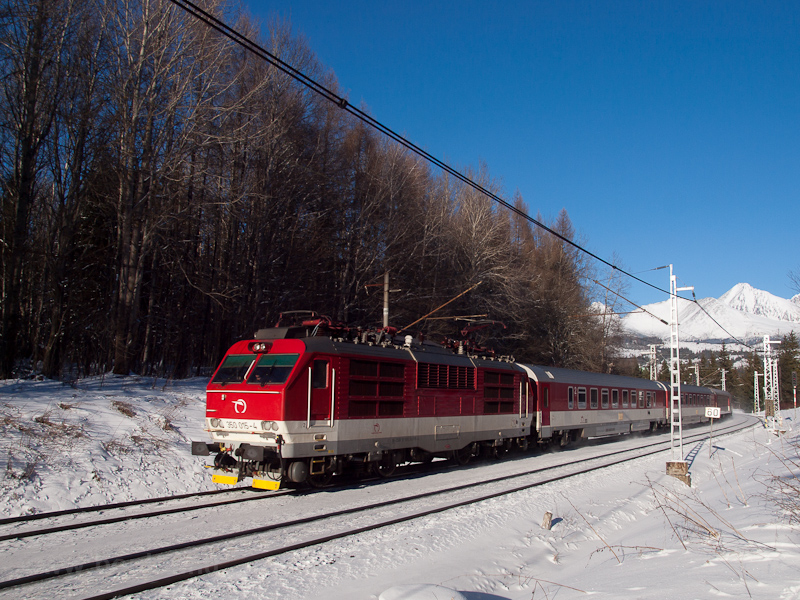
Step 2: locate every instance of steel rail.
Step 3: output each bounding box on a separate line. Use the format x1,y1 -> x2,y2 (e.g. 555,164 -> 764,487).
0,487 -> 294,543
0,485 -> 257,526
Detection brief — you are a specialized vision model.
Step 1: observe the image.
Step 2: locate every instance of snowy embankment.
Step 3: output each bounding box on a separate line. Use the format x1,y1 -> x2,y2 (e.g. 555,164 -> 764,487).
1,376 -> 799,599
0,375 -> 212,516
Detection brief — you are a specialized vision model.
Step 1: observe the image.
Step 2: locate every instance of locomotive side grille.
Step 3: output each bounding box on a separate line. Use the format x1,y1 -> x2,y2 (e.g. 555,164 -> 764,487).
347,357 -> 408,417
417,363 -> 475,390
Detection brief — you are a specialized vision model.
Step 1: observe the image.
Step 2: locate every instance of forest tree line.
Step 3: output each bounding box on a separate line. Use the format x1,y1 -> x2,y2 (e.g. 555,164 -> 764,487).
1,0 -> 629,380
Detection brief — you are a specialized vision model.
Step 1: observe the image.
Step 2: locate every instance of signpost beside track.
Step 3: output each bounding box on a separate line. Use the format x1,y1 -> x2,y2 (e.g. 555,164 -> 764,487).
706,406 -> 720,457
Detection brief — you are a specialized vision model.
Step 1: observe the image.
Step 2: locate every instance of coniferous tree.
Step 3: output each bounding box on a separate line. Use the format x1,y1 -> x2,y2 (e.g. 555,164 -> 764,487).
779,332 -> 800,409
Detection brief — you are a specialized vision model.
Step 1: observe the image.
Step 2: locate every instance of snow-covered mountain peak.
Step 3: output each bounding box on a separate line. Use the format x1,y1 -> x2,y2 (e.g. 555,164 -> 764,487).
719,282 -> 800,322
622,283 -> 800,343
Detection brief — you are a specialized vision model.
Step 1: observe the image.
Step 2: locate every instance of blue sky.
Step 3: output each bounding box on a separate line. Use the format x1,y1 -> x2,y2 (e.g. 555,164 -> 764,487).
246,1 -> 799,308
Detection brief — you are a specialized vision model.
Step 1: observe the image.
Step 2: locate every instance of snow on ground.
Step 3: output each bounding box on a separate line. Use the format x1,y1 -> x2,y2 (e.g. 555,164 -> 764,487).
0,375 -> 212,517
1,376 -> 799,599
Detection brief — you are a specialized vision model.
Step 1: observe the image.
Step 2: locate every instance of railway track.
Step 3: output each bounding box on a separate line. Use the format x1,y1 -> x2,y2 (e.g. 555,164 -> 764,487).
0,413 -> 757,600
0,485 -> 294,543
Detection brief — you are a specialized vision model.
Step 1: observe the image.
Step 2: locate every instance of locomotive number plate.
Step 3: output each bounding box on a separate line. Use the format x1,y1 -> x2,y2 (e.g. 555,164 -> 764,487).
224,420 -> 253,430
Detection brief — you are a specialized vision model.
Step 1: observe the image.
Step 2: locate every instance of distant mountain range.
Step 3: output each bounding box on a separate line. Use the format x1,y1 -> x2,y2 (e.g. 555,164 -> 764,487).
621,283 -> 800,344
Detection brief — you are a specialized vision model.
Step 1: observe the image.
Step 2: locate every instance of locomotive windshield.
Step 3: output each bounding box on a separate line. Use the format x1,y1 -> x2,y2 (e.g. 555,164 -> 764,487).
210,354 -> 255,385
248,353 -> 299,385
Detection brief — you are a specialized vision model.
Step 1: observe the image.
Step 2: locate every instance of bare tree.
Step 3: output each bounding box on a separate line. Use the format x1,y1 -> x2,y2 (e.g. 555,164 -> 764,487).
37,1 -> 110,377
0,0 -> 74,376
105,0 -> 239,374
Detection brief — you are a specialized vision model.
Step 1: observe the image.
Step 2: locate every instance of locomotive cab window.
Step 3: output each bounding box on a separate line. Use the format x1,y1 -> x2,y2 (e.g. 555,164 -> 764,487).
211,354 -> 255,385
248,353 -> 300,386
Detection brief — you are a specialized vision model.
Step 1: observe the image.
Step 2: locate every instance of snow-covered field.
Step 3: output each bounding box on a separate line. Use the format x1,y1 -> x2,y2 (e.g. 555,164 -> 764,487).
0,375 -> 212,516
1,376 -> 799,599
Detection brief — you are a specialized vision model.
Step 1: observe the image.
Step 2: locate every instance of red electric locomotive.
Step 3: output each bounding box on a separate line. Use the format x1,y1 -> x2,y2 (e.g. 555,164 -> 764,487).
192,312 -> 530,488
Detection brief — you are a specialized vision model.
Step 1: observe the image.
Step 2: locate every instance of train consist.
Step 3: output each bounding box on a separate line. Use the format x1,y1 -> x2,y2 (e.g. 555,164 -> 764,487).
192,312 -> 732,489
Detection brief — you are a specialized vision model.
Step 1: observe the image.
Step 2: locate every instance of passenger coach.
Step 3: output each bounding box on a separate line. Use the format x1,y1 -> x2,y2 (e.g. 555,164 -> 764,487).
519,365 -> 668,445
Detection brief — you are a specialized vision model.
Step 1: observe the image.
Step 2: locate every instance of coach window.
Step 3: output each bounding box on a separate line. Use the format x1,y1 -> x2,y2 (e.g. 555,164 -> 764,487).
622,389 -> 629,408
646,392 -> 652,408
612,389 -> 619,408
568,387 -> 574,409
601,389 -> 609,409
638,391 -> 645,408
578,387 -> 587,409
590,388 -> 598,409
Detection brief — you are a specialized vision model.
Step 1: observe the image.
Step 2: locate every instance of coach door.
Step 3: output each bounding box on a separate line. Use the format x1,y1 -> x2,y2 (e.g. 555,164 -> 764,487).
540,384 -> 551,426
308,358 -> 335,427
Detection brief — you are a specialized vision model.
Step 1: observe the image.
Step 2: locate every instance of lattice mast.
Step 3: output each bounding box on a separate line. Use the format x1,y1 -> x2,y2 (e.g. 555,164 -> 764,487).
763,335 -> 782,432
669,265 -> 693,461
754,371 -> 761,414
649,344 -> 657,381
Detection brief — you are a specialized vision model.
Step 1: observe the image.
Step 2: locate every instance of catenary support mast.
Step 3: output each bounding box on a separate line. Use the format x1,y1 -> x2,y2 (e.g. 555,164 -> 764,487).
669,265 -> 693,461
763,335 -> 782,433
649,345 -> 657,380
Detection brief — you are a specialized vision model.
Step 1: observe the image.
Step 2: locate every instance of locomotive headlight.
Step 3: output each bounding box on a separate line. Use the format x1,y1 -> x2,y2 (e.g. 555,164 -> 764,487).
261,420 -> 278,431
210,418 -> 221,428
248,341 -> 273,353
271,421 -> 279,431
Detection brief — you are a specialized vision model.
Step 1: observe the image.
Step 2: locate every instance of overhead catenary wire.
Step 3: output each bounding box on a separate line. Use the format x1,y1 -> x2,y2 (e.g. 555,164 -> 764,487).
592,279 -> 667,325
168,0 -> 753,348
